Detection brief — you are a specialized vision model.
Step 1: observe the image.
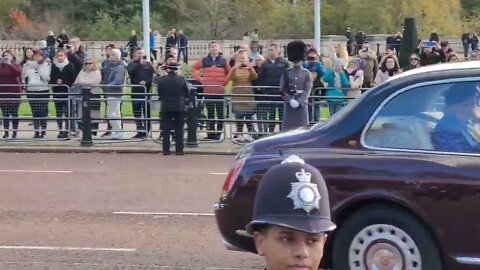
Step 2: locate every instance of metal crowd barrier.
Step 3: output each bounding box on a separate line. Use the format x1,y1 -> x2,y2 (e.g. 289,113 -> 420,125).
0,83 -> 370,146
0,84 -> 76,142
71,84 -> 149,145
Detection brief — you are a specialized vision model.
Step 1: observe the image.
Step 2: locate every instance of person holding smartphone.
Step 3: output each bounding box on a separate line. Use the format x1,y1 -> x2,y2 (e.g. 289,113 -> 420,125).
227,49 -> 258,142
417,41 -> 446,66
127,48 -> 155,139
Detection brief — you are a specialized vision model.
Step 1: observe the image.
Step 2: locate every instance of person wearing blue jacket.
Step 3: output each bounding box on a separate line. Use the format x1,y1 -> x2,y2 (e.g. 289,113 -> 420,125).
322,59 -> 350,116
149,30 -> 157,61
177,30 -> 188,64
302,49 -> 325,122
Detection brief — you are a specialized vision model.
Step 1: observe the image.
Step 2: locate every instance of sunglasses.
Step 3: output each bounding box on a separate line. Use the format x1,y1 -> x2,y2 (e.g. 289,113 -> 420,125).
410,58 -> 419,61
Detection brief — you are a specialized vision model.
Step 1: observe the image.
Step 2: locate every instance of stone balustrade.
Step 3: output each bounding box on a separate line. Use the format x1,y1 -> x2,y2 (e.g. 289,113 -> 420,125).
0,35 -> 465,62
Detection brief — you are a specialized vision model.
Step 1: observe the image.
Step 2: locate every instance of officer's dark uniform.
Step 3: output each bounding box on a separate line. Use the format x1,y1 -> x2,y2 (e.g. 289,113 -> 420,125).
245,154 -> 336,237
156,63 -> 189,155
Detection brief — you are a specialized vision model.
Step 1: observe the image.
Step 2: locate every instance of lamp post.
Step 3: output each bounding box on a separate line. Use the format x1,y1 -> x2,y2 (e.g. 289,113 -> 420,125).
314,0 -> 321,52
142,0 -> 151,61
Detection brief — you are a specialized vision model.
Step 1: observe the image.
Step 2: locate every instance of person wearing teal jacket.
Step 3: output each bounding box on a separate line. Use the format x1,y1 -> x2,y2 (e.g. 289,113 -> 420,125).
322,59 -> 350,116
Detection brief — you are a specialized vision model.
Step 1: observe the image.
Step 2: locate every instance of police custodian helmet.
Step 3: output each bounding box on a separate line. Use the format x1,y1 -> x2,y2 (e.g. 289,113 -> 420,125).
245,155 -> 336,235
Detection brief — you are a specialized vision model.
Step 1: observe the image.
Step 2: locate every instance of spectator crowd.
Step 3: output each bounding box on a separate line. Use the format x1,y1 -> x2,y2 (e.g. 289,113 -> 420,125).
0,27 -> 477,144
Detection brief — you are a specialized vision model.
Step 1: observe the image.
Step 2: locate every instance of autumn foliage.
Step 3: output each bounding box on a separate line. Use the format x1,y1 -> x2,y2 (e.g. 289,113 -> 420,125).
9,8 -> 33,27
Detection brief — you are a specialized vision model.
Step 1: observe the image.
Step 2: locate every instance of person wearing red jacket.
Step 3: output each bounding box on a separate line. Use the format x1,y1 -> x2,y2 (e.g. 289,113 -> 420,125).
192,41 -> 231,140
0,50 -> 22,139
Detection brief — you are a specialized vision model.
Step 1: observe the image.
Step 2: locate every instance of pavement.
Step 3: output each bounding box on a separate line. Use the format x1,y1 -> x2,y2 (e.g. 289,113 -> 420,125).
0,121 -> 244,155
0,153 -> 263,269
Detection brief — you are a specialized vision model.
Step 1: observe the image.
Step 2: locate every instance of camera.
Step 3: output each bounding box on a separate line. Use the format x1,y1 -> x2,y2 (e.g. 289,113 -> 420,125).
240,64 -> 247,68
307,56 -> 315,61
142,55 -> 147,60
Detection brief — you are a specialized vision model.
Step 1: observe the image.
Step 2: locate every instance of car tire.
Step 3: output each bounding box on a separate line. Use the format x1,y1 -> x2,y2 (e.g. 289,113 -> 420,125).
332,204 -> 442,270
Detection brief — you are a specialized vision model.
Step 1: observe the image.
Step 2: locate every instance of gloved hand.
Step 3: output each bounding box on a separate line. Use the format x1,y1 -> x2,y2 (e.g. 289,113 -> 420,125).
289,99 -> 300,108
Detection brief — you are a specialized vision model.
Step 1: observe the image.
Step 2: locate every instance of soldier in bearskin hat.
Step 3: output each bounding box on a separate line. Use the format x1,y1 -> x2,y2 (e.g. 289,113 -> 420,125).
245,155 -> 336,270
280,40 -> 312,130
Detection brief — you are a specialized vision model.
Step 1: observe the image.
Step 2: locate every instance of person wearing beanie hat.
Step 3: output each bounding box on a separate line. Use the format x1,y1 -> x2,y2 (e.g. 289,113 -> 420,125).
246,155 -> 335,270
345,58 -> 364,99
280,40 -> 312,131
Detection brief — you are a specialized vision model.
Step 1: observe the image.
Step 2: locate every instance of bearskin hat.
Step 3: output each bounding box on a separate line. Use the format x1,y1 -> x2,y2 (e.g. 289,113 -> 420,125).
287,40 -> 307,62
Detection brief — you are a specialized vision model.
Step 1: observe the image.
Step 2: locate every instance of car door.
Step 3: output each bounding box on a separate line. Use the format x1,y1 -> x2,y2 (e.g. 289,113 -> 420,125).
360,78 -> 480,262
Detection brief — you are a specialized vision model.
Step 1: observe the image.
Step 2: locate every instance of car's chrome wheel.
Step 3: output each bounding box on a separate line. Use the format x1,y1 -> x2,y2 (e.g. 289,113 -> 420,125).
332,206 -> 442,270
349,224 -> 421,269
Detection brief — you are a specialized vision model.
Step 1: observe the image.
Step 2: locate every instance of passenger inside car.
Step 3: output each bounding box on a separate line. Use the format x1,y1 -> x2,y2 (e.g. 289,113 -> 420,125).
431,83 -> 480,153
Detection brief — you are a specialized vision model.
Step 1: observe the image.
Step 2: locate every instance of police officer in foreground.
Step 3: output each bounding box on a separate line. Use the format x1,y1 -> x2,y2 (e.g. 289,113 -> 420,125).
244,155 -> 336,270
156,61 -> 189,155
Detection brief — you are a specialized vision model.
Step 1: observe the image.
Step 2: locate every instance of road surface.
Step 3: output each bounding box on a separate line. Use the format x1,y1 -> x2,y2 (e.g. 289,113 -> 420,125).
0,153 -> 263,269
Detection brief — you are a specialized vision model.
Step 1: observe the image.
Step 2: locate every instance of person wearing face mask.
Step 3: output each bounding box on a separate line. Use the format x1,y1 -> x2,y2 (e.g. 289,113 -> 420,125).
302,48 -> 324,123
345,58 -> 365,100
49,50 -> 76,139
156,61 -> 189,155
0,50 -> 22,139
374,56 -> 402,85
22,50 -> 51,138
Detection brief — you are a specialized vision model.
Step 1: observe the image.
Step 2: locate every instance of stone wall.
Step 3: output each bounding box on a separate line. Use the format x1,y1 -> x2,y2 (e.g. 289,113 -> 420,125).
0,35 -> 464,62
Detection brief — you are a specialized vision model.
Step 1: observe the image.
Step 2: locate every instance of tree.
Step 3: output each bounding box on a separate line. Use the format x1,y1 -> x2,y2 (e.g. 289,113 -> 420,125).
163,0 -> 236,39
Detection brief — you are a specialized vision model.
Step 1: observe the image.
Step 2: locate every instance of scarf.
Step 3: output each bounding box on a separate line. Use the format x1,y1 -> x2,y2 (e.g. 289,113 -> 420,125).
54,59 -> 69,71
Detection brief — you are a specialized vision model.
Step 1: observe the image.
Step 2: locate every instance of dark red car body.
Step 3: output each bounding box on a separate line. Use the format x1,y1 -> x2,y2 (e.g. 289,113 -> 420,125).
214,63 -> 480,270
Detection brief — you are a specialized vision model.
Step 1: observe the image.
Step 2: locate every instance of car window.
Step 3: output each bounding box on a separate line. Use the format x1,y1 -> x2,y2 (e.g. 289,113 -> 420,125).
363,81 -> 480,154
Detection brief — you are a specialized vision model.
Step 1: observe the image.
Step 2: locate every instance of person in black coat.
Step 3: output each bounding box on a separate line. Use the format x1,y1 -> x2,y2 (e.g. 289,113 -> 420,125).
127,30 -> 138,60
65,37 -> 86,78
127,48 -> 155,139
165,30 -> 177,55
56,29 -> 69,49
156,62 -> 189,155
462,32 -> 471,58
49,50 -> 76,138
415,41 -> 446,66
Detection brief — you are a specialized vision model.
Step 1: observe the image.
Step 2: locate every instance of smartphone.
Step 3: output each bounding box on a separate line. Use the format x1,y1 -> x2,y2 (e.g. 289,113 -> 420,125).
422,41 -> 435,47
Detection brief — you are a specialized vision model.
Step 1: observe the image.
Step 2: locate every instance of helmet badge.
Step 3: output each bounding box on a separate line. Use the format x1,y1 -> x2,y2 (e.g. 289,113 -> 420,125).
287,169 -> 321,214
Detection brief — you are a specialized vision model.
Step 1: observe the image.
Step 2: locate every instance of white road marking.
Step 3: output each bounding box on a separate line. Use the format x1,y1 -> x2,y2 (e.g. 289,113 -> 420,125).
208,172 -> 228,175
1,262 -> 248,269
113,211 -> 214,216
0,170 -> 73,174
0,246 -> 136,252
